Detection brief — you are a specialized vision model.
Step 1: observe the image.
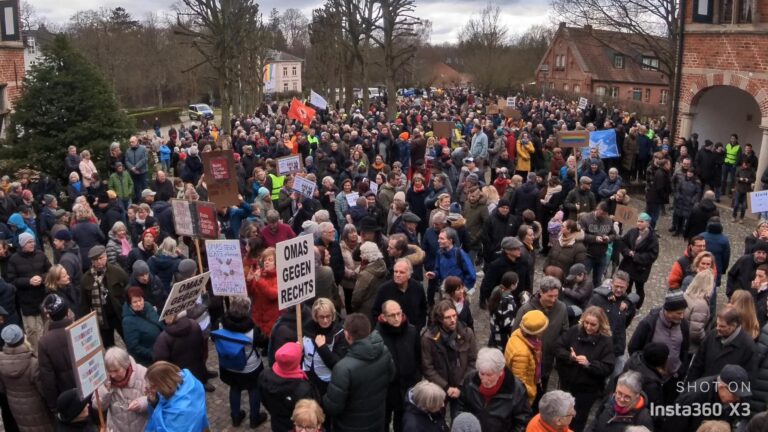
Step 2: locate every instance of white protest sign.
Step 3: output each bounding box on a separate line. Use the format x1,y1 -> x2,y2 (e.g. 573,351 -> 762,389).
346,192 -> 360,207
293,176 -> 317,199
277,155 -> 303,175
276,234 -> 316,310
160,272 -> 211,320
369,182 -> 378,195
506,96 -> 516,107
578,97 -> 589,110
205,240 -> 247,296
171,199 -> 195,237
749,191 -> 768,213
66,312 -> 106,399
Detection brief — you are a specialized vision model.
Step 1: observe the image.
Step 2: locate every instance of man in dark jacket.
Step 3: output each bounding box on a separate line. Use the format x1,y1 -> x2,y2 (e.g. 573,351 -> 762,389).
511,173 -> 539,219
727,241 -> 768,298
376,300 -> 422,432
685,190 -> 720,240
645,152 -> 672,229
38,294 -> 76,413
563,176 -> 596,220
7,232 -> 51,350
662,365 -> 752,432
628,291 -> 690,404
38,195 -> 59,243
479,236 -> 531,307
617,342 -> 668,412
686,306 -> 758,382
150,170 -> 175,202
579,202 -> 616,287
588,271 -> 637,376
323,313 -> 396,432
80,246 -> 127,348
618,213 -> 659,309
371,260 -> 428,330
483,199 -> 518,264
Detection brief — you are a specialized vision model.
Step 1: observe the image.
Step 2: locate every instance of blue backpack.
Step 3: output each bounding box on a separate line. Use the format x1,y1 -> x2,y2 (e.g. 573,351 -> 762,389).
211,329 -> 254,371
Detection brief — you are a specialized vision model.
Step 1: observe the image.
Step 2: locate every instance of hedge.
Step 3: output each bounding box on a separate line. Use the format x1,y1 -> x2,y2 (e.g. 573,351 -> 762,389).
128,107 -> 182,130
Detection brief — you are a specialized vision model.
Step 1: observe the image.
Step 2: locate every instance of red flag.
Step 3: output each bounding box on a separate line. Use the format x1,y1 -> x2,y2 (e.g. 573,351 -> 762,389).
288,98 -> 316,125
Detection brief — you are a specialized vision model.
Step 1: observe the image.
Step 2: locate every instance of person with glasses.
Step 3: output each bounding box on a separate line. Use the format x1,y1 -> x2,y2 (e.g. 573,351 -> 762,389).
291,399 -> 325,432
525,390 -> 576,432
588,371 -> 653,432
554,307 -> 615,432
302,298 -> 348,397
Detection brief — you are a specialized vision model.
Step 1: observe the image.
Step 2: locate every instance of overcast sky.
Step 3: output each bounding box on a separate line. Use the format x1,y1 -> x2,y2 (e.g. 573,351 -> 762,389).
28,0 -> 551,44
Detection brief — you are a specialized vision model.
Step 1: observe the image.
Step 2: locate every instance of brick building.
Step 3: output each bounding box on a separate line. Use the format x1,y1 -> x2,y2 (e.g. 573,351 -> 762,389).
536,23 -> 670,106
676,0 -> 768,189
0,0 -> 24,138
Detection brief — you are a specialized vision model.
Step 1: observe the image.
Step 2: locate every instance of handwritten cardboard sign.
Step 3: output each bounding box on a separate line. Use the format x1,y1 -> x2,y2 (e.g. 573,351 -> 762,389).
66,312 -> 107,399
202,150 -> 239,208
614,204 -> 639,226
431,121 -> 453,139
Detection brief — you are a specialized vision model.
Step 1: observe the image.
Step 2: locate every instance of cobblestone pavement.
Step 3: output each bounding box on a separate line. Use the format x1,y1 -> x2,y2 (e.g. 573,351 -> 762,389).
0,195 -> 753,432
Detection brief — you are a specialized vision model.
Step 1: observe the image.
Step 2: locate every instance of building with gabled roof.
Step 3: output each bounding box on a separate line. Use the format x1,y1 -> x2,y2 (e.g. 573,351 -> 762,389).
263,50 -> 303,94
535,23 -> 670,106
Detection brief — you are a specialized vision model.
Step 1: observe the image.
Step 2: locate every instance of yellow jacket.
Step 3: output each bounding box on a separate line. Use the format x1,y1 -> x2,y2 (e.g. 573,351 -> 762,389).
516,140 -> 535,172
505,328 -> 538,405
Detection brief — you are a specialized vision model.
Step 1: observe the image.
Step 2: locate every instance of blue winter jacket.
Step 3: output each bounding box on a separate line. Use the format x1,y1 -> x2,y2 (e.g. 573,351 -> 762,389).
434,246 -> 476,289
145,368 -> 209,432
700,222 -> 731,280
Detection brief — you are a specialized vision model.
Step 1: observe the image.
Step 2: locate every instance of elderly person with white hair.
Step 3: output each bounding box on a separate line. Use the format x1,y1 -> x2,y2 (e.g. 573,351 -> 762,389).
457,347 -> 531,432
100,346 -> 150,432
352,241 -> 388,319
525,390 -> 575,432
402,380 -> 448,432
598,167 -> 623,202
316,221 -> 345,286
588,371 -> 653,432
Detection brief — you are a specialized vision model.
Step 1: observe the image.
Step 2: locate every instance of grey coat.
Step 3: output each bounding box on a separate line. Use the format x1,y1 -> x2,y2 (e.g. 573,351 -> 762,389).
0,343 -> 54,431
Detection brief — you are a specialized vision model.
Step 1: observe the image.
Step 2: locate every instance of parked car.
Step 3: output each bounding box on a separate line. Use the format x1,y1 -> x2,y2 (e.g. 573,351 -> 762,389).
188,104 -> 214,121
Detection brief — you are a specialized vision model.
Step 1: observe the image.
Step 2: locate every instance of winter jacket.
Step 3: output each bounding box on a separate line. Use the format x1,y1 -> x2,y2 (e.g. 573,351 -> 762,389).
71,220 -> 105,271
516,140 -> 535,172
147,254 -> 182,295
433,246 -> 476,290
597,176 -> 622,200
108,171 -> 133,200
122,302 -> 164,366
421,323 -> 477,390
0,279 -> 19,327
80,264 -> 128,327
563,188 -> 596,220
735,166 -> 756,194
673,176 -> 702,218
7,250 -> 51,316
579,212 -> 616,259
561,278 -> 594,309
145,368 -> 209,432
56,242 -> 83,291
683,294 -> 709,353
152,317 -> 207,384
544,238 -> 587,275
248,268 -> 279,336
402,388 -> 449,432
727,254 -> 760,297
99,359 -> 149,432
512,296 -> 569,378
38,317 -> 76,411
127,273 -> 165,310
504,329 -> 538,405
352,259 -> 388,318
0,343 -> 54,431
627,307 -> 690,378
660,377 -> 742,432
371,280 -> 428,330
618,228 -> 659,283
685,199 -> 719,240
484,208 -> 518,262
700,221 -> 730,279
480,254 -> 532,300
645,165 -> 671,205
753,322 -> 768,412
555,325 -> 615,394
301,319 -> 348,390
376,320 -> 422,399
462,198 -> 489,250
323,331 -> 396,432
585,169 -> 607,196
588,287 -> 637,357
457,369 -> 532,432
258,368 -> 317,432
587,393 -> 653,432
686,326 -> 757,382
124,145 -> 148,175
618,351 -> 665,409
99,202 -> 126,239
511,182 -> 540,219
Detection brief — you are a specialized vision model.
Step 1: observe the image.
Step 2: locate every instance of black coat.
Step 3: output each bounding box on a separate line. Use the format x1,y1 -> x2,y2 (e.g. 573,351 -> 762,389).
99,202 -> 125,238
402,395 -> 448,432
456,369 -> 531,432
479,255 -> 531,301
684,199 -> 719,239
686,326 -> 758,382
618,351 -> 665,408
628,307 -> 690,378
152,317 -> 207,383
618,228 -> 659,282
71,220 -> 106,271
587,393 -> 654,432
258,369 -> 317,432
555,325 -> 615,394
39,318 -> 76,411
483,209 -> 518,262
511,182 -> 539,218
588,287 -> 636,357
7,250 -> 51,316
727,254 -> 760,297
376,321 -> 422,396
371,280 -> 428,330
645,165 -> 671,205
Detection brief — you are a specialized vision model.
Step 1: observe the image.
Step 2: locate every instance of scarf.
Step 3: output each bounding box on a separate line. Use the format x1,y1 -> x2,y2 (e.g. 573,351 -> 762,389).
119,238 -> 131,256
372,161 -> 385,171
525,335 -> 543,383
559,230 -> 577,247
413,183 -> 425,193
89,269 -> 108,326
111,364 -> 133,388
479,372 -> 505,402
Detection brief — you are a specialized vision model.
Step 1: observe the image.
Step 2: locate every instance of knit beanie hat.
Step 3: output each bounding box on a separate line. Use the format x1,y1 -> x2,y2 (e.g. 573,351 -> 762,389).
132,260 -> 150,276
663,290 -> 688,311
451,413 -> 482,432
273,342 -> 306,380
43,293 -> 69,321
643,342 -> 670,369
177,259 -> 197,280
519,310 -> 549,336
56,389 -> 92,424
1,324 -> 24,347
18,232 -> 34,248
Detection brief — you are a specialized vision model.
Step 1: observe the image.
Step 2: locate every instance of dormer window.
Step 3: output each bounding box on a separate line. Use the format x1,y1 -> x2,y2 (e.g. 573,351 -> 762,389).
641,56 -> 659,70
613,54 -> 624,69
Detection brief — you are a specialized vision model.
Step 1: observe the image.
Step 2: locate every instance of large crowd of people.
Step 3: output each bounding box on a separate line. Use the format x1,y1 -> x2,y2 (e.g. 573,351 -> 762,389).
0,89 -> 766,432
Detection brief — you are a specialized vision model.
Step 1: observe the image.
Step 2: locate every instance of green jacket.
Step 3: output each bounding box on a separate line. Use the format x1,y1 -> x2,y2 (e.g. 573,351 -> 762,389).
108,171 -> 134,199
323,331 -> 396,432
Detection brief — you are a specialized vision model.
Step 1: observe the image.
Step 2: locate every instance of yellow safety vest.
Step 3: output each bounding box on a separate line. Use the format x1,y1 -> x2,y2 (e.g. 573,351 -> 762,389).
269,173 -> 285,201
725,143 -> 740,165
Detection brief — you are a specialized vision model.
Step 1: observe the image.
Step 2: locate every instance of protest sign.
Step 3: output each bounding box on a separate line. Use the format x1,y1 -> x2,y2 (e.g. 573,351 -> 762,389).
195,201 -> 219,239
160,272 -> 211,320
582,129 -> 619,159
578,97 -> 589,110
293,175 -> 317,199
503,107 -> 522,120
66,312 -> 107,399
171,199 -> 195,237
614,204 -> 639,226
202,150 -> 239,208
277,155 -> 303,175
557,130 -> 590,148
346,192 -> 360,207
276,234 -> 316,310
370,182 -> 378,195
431,121 -> 453,139
748,191 -> 768,214
487,104 -> 499,114
507,96 -> 516,107
206,240 -> 247,296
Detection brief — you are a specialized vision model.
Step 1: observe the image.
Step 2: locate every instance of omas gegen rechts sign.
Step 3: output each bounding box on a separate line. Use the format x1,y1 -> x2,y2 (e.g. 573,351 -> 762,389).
276,234 -> 316,310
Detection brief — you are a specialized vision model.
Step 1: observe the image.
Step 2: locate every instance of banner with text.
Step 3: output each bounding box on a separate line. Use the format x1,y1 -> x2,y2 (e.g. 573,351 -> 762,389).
66,312 -> 107,399
206,240 -> 248,296
276,234 -> 316,310
160,272 -> 211,320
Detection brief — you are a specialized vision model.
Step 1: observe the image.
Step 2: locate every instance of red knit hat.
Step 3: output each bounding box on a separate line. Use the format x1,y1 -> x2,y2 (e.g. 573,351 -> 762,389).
273,342 -> 306,380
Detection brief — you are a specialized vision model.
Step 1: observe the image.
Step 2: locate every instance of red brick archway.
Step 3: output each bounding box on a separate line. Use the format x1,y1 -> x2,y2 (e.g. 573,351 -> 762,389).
679,71 -> 768,120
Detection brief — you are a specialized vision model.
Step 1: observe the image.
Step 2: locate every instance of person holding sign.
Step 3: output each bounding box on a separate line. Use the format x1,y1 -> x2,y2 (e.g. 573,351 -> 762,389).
247,248 -> 280,336
38,293 -> 76,412
100,347 -> 150,432
144,361 -> 210,432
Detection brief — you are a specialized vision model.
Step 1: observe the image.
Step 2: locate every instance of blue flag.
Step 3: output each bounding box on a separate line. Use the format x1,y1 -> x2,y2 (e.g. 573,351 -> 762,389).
582,129 -> 619,159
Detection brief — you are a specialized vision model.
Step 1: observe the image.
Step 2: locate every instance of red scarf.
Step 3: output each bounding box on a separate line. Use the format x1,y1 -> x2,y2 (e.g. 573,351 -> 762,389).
413,184 -> 425,193
479,372 -> 505,402
111,365 -> 133,389
526,335 -> 543,383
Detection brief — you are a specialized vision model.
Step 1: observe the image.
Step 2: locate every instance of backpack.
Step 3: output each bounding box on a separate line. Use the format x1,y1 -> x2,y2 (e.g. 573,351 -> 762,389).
211,328 -> 254,371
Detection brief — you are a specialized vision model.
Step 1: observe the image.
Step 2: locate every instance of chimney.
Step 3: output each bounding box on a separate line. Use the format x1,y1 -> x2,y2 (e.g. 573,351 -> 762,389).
559,22 -> 566,30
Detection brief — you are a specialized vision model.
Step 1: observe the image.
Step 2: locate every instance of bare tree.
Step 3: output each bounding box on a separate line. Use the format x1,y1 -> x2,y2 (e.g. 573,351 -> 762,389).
308,5 -> 345,105
175,0 -> 260,128
280,8 -> 309,54
458,3 -> 511,93
330,0 -> 378,111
